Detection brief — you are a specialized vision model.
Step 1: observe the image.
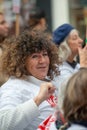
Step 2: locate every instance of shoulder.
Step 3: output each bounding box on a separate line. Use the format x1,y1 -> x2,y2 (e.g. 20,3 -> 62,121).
50,122 -> 57,130
60,62 -> 74,71
0,77 -> 35,92
67,124 -> 87,130
59,61 -> 80,75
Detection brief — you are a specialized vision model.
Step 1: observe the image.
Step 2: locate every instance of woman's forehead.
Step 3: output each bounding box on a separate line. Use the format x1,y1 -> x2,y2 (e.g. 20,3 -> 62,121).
27,49 -> 48,55
32,49 -> 47,53
69,29 -> 79,37
66,30 -> 79,40
31,50 -> 47,54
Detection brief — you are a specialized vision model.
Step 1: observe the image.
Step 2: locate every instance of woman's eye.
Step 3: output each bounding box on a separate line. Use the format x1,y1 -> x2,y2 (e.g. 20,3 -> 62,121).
72,35 -> 78,40
43,53 -> 48,56
32,55 -> 38,58
73,37 -> 77,40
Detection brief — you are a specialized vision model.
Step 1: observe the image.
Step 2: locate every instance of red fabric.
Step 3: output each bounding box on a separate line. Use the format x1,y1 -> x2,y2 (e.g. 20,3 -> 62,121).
47,95 -> 57,107
37,114 -> 56,130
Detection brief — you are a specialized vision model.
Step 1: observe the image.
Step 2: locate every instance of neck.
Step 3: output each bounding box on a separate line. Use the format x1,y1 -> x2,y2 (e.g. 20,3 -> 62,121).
67,54 -> 76,63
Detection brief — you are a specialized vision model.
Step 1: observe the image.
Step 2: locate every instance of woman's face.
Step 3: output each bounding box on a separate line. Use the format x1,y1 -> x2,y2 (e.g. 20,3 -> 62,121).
0,14 -> 9,37
67,30 -> 83,55
25,51 -> 50,80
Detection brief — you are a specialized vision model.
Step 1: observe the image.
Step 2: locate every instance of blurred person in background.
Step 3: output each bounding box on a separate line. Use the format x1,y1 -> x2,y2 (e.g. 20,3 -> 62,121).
0,12 -> 10,86
26,7 -> 48,31
0,12 -> 10,55
52,23 -> 84,110
0,12 -> 9,44
62,68 -> 87,130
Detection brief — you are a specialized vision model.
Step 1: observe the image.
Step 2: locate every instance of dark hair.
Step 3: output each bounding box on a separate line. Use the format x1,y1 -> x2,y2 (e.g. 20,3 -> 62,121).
27,7 -> 47,29
63,68 -> 87,122
30,8 -> 46,19
0,12 -> 3,15
1,30 -> 60,79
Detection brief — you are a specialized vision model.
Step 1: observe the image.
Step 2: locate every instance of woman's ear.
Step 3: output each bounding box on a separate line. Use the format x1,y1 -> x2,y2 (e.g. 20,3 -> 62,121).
39,18 -> 47,29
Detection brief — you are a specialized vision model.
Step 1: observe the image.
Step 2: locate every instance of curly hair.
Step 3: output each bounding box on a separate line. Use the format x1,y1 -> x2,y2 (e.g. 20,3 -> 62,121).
63,68 -> 87,122
1,30 -> 60,80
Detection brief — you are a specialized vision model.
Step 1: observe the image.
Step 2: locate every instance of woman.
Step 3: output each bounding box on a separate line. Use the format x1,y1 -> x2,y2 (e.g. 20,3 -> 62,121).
0,12 -> 10,86
26,7 -> 47,31
0,30 -> 60,130
0,12 -> 9,43
53,23 -> 84,110
38,68 -> 87,130
62,68 -> 87,130
36,23 -> 87,130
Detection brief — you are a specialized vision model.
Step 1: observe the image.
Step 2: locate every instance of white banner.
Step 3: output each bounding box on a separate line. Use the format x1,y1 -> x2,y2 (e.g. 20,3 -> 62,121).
12,0 -> 21,14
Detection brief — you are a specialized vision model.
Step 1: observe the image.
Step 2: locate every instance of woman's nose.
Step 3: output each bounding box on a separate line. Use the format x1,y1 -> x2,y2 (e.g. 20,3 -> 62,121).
39,56 -> 45,63
79,38 -> 83,44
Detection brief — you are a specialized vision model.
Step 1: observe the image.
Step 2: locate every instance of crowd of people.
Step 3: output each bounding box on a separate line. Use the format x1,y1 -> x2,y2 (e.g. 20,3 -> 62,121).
0,8 -> 87,130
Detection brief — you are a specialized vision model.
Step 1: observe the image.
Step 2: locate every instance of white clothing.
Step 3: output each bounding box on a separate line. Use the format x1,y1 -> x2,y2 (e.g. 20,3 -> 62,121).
43,122 -> 87,130
67,124 -> 87,130
53,61 -> 80,110
48,122 -> 57,130
0,76 -> 56,130
37,112 -> 57,130
53,61 -> 80,88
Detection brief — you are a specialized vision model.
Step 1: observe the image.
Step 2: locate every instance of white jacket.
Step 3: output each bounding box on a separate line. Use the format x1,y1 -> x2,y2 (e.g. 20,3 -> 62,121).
0,76 -> 57,130
53,61 -> 80,89
43,123 -> 87,130
67,124 -> 87,130
53,61 -> 80,111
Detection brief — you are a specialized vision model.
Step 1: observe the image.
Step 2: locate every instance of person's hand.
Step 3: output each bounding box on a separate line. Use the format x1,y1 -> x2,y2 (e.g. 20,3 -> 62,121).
78,44 -> 87,68
34,82 -> 56,106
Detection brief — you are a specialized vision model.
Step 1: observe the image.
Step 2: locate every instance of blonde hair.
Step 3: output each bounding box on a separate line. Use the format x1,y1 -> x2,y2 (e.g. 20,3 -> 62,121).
58,29 -> 78,62
63,68 -> 87,122
58,41 -> 71,62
